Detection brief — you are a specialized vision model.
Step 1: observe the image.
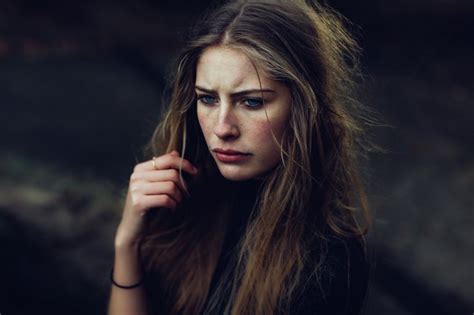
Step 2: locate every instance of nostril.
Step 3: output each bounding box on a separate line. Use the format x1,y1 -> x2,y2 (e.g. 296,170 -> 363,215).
214,123 -> 239,139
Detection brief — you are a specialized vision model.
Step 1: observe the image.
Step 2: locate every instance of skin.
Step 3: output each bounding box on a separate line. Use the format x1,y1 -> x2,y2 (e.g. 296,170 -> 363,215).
195,45 -> 292,181
110,45 -> 292,314
115,151 -> 198,246
111,151 -> 198,315
113,45 -> 291,256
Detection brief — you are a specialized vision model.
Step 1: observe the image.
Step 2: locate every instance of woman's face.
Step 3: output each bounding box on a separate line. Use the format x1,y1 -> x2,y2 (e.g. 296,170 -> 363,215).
195,46 -> 291,181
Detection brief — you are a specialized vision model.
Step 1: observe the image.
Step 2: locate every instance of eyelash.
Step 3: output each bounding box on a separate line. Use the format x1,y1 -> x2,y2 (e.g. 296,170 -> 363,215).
244,98 -> 264,108
196,95 -> 264,108
197,95 -> 217,105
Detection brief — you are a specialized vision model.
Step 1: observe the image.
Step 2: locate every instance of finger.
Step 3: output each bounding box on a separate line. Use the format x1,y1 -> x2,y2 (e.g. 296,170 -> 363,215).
134,181 -> 184,203
130,169 -> 189,192
139,195 -> 177,215
132,151 -> 177,172
153,154 -> 198,175
133,151 -> 197,174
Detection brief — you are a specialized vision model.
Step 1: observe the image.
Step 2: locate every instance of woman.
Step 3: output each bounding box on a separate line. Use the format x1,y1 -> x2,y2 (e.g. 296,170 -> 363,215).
108,0 -> 376,314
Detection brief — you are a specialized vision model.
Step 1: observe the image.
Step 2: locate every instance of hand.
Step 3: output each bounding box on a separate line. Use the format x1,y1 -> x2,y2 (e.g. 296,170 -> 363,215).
114,150 -> 198,248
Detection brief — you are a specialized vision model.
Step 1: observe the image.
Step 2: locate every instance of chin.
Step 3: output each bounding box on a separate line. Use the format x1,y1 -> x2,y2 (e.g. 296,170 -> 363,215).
217,165 -> 260,181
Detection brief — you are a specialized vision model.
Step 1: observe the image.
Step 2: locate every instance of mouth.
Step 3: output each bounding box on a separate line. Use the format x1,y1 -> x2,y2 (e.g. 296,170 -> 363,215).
213,148 -> 251,163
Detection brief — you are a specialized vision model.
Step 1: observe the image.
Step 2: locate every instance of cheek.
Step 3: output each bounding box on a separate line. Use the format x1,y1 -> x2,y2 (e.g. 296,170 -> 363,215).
249,120 -> 282,152
197,110 -> 211,138
255,111 -> 288,142
262,101 -> 291,142
255,122 -> 273,140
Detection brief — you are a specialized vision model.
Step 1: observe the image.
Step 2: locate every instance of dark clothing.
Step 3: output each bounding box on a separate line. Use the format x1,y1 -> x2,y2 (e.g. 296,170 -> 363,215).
201,181 -> 370,314
202,218 -> 370,314
145,180 -> 371,314
287,235 -> 370,315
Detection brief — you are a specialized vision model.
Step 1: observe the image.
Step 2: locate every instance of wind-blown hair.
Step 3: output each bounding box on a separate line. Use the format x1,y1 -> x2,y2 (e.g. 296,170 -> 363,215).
140,0 -> 377,314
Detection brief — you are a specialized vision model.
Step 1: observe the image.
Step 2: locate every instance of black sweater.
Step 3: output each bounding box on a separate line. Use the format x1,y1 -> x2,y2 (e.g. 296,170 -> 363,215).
144,180 -> 370,314
201,182 -> 370,315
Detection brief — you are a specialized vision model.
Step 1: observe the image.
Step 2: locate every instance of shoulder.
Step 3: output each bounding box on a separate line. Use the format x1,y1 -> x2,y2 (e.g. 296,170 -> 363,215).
289,234 -> 370,315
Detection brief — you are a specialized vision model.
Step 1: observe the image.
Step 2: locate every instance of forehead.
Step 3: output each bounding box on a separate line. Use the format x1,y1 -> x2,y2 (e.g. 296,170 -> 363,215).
195,46 -> 272,90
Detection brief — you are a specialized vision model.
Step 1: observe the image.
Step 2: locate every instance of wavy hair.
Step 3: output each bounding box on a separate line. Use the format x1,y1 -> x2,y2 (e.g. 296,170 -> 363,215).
140,0 -> 378,314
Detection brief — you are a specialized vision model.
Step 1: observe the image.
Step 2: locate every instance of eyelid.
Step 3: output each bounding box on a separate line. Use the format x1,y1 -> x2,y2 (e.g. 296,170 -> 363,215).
242,97 -> 264,108
196,93 -> 264,107
196,94 -> 218,105
196,93 -> 215,98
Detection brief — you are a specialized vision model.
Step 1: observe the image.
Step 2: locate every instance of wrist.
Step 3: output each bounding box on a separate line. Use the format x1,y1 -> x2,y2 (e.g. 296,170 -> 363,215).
114,238 -> 141,252
114,227 -> 143,250
110,267 -> 145,289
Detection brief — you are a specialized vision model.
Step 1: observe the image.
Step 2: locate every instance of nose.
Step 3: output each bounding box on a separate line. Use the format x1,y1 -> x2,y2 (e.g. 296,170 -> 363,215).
213,105 -> 240,140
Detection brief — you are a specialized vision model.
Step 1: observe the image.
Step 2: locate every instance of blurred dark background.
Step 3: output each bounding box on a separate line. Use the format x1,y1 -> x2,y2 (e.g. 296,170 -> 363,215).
0,1 -> 473,314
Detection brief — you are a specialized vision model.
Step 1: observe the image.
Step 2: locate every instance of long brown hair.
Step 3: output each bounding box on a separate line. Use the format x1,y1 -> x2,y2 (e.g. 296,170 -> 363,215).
140,0 -> 377,314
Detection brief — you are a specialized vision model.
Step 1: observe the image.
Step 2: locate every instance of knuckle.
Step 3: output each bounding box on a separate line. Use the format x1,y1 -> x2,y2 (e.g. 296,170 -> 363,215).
129,172 -> 139,182
163,154 -> 172,164
130,184 -> 141,193
163,195 -> 174,208
160,195 -> 169,205
170,170 -> 180,181
165,181 -> 174,192
169,182 -> 178,193
184,160 -> 192,169
168,198 -> 177,208
131,198 -> 143,210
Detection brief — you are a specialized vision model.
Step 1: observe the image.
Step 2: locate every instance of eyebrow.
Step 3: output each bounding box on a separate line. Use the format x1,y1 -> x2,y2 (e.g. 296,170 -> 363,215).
195,85 -> 276,98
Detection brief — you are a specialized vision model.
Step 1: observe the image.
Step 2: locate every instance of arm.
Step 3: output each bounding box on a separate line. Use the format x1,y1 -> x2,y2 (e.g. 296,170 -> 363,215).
107,151 -> 199,315
108,241 -> 150,315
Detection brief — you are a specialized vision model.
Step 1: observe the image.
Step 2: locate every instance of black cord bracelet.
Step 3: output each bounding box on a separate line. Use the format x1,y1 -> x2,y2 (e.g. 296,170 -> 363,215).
110,267 -> 145,289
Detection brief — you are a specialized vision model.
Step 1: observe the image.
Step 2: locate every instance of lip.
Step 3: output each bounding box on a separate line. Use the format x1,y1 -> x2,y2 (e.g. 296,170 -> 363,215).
213,148 -> 251,163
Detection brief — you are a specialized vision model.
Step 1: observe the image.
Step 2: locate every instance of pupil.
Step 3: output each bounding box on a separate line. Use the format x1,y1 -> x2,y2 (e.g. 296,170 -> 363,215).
249,99 -> 260,106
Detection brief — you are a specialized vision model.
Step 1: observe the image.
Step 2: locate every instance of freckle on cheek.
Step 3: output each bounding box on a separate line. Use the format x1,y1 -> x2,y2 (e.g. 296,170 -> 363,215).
253,123 -> 267,133
251,122 -> 274,140
198,115 -> 208,130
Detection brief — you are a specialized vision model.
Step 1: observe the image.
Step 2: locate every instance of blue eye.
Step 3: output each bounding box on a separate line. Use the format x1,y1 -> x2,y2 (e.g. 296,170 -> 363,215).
198,95 -> 217,105
243,98 -> 264,108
